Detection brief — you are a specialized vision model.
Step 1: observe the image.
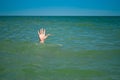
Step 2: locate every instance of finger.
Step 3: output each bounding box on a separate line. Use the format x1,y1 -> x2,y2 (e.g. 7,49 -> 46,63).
47,34 -> 51,36
40,28 -> 43,34
40,28 -> 42,33
41,28 -> 44,33
43,29 -> 46,35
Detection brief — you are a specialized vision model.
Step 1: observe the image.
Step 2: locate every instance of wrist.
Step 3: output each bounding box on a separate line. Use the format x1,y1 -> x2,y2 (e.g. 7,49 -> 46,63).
40,40 -> 44,43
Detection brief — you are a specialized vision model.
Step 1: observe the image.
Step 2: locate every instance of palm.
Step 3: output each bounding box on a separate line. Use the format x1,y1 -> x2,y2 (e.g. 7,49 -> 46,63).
38,28 -> 50,43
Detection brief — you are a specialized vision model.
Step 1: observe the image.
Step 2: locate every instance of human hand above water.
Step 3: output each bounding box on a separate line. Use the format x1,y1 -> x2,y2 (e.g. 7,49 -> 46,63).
38,28 -> 50,43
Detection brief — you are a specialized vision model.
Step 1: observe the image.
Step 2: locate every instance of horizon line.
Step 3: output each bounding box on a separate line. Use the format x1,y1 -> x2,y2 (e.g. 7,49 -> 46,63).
0,15 -> 120,17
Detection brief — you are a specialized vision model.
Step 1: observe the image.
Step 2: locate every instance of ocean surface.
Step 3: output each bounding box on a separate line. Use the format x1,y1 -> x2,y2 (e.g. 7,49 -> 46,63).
0,16 -> 120,80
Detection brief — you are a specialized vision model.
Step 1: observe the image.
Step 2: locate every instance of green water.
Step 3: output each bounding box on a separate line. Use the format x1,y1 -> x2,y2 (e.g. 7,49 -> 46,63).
0,16 -> 120,80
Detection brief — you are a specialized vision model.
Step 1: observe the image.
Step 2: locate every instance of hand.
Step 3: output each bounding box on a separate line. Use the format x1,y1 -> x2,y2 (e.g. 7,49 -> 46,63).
38,28 -> 50,43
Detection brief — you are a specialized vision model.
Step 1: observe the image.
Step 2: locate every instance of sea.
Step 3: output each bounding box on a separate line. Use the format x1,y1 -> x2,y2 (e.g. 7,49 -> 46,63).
0,16 -> 120,80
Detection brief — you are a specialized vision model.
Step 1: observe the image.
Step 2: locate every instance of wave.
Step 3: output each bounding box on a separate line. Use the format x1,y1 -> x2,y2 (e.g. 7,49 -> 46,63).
0,40 -> 120,80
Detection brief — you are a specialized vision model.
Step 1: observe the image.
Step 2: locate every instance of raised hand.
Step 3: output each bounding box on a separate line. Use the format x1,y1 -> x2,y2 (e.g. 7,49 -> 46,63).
38,28 -> 50,43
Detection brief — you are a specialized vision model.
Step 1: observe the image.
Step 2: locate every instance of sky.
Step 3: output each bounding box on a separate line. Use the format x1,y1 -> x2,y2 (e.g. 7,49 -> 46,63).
0,0 -> 120,16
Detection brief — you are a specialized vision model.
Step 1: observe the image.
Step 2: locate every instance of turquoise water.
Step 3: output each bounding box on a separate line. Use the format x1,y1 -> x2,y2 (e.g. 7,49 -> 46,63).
0,16 -> 120,80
